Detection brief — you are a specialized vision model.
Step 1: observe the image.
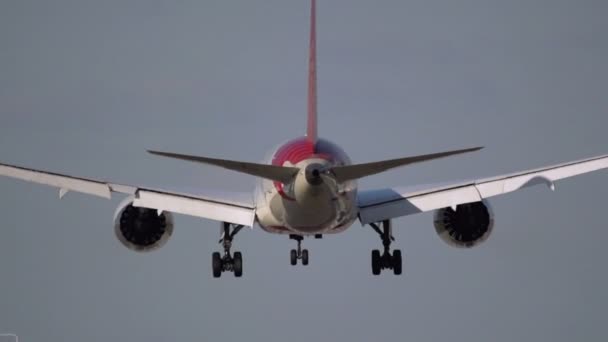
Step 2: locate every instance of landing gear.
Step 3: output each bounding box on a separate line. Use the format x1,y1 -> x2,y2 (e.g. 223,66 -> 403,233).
290,249 -> 298,266
369,220 -> 402,275
289,235 -> 309,266
212,222 -> 244,278
212,252 -> 222,278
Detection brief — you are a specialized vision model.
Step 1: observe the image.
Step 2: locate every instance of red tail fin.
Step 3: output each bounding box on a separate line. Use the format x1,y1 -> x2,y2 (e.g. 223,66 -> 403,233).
306,0 -> 318,142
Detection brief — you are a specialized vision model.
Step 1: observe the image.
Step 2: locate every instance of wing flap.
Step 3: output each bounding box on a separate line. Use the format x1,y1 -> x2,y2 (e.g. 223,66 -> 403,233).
0,161 -> 256,226
359,185 -> 482,224
0,163 -> 112,199
134,189 -> 255,226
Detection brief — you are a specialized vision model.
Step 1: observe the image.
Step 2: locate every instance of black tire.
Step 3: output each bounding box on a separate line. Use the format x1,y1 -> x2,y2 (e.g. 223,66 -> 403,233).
371,249 -> 381,275
302,249 -> 309,266
212,252 -> 222,278
233,251 -> 243,278
290,249 -> 298,265
392,249 -> 402,275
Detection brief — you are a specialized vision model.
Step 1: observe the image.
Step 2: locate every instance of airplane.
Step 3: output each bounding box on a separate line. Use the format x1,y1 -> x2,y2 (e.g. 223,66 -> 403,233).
2,0 -> 608,278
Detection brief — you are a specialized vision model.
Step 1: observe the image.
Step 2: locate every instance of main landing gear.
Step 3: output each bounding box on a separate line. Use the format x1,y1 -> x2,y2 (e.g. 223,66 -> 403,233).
369,220 -> 402,276
212,222 -> 244,278
289,235 -> 309,266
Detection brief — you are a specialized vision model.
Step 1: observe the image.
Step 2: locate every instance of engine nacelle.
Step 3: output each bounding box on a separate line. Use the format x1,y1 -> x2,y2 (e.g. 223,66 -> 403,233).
433,200 -> 494,248
113,198 -> 174,252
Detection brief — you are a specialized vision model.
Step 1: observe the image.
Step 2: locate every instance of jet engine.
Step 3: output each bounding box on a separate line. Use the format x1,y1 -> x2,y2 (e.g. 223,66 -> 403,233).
113,198 -> 174,252
433,201 -> 494,248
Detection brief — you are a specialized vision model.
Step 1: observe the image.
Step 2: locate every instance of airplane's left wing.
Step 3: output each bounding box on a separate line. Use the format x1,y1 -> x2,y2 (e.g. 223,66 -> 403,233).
0,162 -> 255,226
357,153 -> 608,225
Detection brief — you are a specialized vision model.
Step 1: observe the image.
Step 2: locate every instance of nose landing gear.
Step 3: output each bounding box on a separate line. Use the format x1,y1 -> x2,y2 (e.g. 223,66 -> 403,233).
369,220 -> 402,275
289,235 -> 309,266
212,222 -> 244,278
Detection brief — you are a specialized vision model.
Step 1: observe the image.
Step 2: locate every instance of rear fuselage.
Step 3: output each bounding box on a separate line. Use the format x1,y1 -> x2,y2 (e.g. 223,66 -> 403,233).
255,137 -> 358,235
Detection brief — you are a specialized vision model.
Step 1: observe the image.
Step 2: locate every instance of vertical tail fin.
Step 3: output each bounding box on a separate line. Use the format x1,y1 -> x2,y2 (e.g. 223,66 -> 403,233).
306,0 -> 318,142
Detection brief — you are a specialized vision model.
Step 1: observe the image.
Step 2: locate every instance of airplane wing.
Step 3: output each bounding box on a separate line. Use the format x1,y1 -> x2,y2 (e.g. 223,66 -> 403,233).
357,153 -> 608,225
0,162 -> 256,226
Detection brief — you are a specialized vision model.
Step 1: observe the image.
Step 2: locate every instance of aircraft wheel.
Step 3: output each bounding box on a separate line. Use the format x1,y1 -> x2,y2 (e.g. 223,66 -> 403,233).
290,249 -> 298,265
302,249 -> 309,266
212,252 -> 222,278
392,250 -> 402,275
233,251 -> 243,278
371,250 -> 381,275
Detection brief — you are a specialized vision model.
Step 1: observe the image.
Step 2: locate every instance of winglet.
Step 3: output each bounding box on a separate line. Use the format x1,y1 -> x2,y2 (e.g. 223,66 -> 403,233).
306,0 -> 318,142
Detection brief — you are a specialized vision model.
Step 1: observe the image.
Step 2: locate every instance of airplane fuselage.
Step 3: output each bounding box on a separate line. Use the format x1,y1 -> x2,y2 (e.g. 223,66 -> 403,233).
255,137 -> 358,235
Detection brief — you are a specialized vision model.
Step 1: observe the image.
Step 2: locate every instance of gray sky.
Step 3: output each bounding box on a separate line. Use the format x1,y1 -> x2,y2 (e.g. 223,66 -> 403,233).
1,0 -> 608,341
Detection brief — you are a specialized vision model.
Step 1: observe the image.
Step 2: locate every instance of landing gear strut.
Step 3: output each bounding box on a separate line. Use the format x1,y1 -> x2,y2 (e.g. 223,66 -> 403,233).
289,235 -> 309,266
369,220 -> 402,275
212,222 -> 244,278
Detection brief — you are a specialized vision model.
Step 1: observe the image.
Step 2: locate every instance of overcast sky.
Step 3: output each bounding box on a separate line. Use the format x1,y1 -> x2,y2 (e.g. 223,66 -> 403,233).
1,0 -> 608,341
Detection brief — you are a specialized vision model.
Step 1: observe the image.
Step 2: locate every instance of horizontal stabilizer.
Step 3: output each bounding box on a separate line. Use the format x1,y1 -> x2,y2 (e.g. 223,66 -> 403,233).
330,146 -> 483,182
148,150 -> 299,183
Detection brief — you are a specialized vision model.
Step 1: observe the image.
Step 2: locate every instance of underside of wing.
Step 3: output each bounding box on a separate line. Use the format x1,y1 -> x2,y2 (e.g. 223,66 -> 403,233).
131,187 -> 255,226
358,153 -> 608,224
0,162 -> 256,226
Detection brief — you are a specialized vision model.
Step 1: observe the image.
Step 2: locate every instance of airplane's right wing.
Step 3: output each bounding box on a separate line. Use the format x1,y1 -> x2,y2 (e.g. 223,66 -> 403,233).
0,162 -> 256,226
357,153 -> 608,225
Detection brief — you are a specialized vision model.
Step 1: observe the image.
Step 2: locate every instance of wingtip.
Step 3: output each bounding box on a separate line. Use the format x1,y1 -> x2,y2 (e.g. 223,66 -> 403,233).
148,150 -> 176,159
455,146 -> 484,154
465,146 -> 484,153
147,149 -> 162,156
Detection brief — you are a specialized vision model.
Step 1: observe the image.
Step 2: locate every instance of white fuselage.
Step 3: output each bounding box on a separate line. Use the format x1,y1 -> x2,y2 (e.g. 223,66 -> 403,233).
254,137 -> 358,235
